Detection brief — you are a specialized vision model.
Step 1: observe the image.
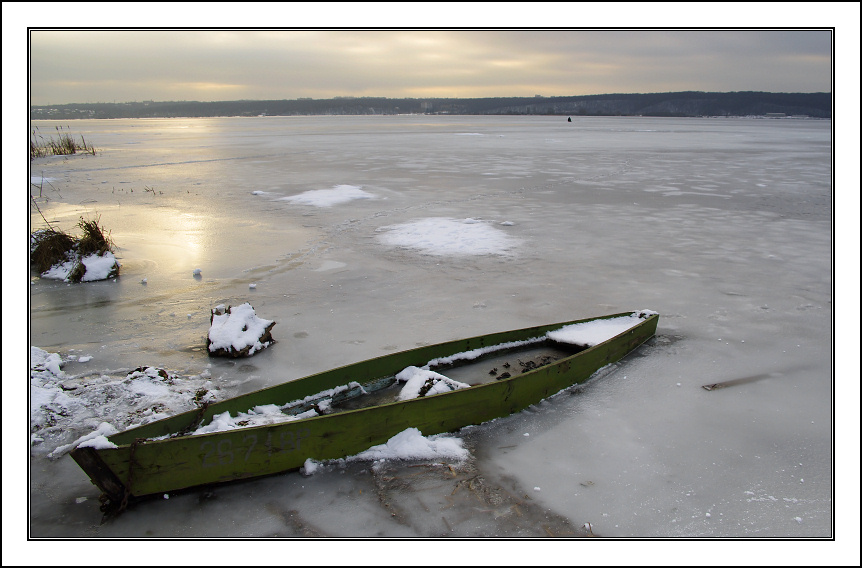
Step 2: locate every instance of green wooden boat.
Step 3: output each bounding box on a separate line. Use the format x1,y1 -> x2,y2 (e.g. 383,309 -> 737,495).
71,310 -> 658,511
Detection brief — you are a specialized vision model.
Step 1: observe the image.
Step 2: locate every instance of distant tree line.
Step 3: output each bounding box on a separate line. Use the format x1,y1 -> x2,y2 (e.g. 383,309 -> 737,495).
30,91 -> 831,120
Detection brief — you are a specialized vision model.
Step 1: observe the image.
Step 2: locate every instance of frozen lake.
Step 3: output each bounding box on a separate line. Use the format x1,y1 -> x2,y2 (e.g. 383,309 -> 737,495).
26,115 -> 834,542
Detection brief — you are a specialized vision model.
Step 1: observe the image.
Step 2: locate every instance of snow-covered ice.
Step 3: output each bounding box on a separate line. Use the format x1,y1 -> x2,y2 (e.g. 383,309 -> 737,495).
23,115 -> 840,541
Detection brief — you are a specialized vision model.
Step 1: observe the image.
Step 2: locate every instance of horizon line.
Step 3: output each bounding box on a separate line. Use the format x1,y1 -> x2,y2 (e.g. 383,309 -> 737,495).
30,90 -> 833,107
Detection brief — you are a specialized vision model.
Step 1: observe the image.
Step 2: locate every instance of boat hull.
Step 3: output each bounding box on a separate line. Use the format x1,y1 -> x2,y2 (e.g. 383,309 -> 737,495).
71,312 -> 658,503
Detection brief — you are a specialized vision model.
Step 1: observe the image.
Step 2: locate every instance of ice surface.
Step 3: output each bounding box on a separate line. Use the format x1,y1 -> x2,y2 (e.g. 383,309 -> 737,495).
25,115 -> 837,541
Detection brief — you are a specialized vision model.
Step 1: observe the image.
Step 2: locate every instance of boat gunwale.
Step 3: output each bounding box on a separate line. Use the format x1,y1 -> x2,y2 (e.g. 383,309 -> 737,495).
102,311 -> 658,448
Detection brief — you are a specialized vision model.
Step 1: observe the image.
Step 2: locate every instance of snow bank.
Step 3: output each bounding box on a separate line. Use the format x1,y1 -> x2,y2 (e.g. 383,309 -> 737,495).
30,345 -> 65,377
376,217 -> 521,256
29,347 -> 220,456
547,310 -> 658,346
207,303 -> 275,357
280,184 -> 375,207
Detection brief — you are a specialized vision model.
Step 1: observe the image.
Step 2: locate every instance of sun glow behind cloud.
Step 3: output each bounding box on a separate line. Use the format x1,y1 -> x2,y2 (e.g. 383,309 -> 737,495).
174,82 -> 247,95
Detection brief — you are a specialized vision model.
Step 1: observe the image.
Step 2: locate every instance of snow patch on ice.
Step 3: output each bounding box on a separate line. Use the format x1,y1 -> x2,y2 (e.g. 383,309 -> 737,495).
281,185 -> 375,207
377,217 -> 521,256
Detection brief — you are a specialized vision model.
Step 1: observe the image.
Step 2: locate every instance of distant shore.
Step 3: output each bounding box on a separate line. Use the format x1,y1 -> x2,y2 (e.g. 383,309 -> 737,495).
30,91 -> 831,120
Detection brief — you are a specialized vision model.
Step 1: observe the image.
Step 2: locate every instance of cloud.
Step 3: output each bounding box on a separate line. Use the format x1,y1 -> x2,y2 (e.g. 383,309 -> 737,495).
28,29 -> 833,105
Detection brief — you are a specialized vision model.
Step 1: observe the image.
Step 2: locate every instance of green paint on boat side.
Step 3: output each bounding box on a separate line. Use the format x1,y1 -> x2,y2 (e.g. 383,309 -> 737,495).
71,312 -> 658,502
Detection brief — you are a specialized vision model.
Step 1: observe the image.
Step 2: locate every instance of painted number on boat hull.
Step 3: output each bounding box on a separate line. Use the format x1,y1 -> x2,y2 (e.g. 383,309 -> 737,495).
200,428 -> 311,468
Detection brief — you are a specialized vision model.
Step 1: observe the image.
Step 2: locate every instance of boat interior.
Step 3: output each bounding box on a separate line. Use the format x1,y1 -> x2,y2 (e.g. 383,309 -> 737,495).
290,339 -> 589,416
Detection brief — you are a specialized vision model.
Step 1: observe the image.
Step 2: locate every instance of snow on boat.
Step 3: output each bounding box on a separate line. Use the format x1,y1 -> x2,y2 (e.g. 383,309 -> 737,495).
71,310 -> 658,512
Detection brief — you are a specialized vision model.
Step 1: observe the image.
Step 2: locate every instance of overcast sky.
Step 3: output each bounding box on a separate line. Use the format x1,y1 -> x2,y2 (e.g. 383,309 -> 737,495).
27,28 -> 833,105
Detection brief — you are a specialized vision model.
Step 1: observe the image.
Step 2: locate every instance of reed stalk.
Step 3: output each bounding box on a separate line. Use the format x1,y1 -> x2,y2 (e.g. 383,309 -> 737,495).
30,125 -> 96,160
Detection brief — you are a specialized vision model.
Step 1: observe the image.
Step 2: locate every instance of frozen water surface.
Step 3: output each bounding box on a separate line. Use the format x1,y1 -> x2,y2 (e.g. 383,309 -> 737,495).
26,116 -> 834,541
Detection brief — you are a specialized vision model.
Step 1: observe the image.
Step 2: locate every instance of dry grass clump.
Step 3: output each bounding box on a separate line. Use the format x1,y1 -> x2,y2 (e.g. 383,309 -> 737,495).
30,229 -> 77,273
30,125 -> 96,160
77,216 -> 115,256
30,216 -> 118,282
